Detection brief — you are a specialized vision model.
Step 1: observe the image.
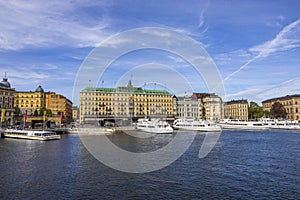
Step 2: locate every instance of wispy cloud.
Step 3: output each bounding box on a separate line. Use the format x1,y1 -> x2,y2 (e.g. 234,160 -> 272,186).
197,0 -> 209,29
224,18 -> 300,81
226,76 -> 300,103
0,0 -> 113,51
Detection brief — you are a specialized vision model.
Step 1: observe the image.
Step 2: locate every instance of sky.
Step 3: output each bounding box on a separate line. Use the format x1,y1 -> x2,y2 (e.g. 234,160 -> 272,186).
0,0 -> 299,106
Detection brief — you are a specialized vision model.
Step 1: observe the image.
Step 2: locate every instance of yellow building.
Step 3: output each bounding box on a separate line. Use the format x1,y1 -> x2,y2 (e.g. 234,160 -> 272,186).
224,99 -> 248,120
80,81 -> 176,125
14,85 -> 73,124
262,95 -> 300,120
72,106 -> 79,122
203,94 -> 223,121
14,85 -> 45,116
0,76 -> 15,126
45,92 -> 73,123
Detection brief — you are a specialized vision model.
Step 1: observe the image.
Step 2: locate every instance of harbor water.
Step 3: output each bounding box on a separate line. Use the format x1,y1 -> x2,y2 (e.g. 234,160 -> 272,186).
0,130 -> 300,199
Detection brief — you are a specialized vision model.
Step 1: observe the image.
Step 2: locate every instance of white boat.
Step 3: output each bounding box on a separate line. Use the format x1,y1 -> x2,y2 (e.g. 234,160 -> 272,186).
3,129 -> 61,141
269,120 -> 300,130
259,118 -> 300,130
136,118 -> 173,134
173,119 -> 221,132
218,119 -> 269,130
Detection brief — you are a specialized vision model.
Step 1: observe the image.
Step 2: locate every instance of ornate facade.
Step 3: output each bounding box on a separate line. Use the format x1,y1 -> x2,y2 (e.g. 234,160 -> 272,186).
14,85 -> 45,116
224,99 -> 248,120
0,76 -> 15,126
262,95 -> 300,120
46,92 -> 73,123
176,96 -> 202,119
14,85 -> 73,124
80,81 -> 176,124
202,94 -> 223,121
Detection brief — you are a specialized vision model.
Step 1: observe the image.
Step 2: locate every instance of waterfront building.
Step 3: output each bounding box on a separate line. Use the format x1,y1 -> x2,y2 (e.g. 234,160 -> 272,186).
191,93 -> 223,121
0,76 -> 15,126
202,94 -> 223,121
72,106 -> 79,122
176,95 -> 202,119
224,99 -> 249,120
79,81 -> 176,124
14,85 -> 46,116
262,94 -> 300,120
45,92 -> 73,124
14,85 -> 73,124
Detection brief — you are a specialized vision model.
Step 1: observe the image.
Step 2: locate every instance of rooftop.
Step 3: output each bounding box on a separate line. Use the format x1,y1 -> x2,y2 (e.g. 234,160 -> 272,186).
225,99 -> 248,104
262,94 -> 300,103
81,87 -> 171,95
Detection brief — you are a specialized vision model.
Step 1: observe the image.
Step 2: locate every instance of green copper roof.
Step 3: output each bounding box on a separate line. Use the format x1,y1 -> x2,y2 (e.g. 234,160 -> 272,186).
81,87 -> 171,95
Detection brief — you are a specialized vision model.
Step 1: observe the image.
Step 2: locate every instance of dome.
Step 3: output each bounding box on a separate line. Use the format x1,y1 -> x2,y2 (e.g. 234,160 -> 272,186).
35,85 -> 44,93
0,77 -> 11,88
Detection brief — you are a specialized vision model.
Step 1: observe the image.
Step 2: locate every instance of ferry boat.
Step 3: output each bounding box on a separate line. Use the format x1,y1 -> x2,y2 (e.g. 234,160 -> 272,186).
136,118 -> 173,134
217,119 -> 269,130
173,119 -> 221,132
259,118 -> 300,130
2,129 -> 61,141
269,120 -> 300,130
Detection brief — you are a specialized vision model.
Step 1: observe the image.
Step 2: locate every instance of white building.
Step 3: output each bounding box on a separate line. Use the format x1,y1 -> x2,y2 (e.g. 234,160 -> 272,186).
202,94 -> 223,121
176,96 -> 202,119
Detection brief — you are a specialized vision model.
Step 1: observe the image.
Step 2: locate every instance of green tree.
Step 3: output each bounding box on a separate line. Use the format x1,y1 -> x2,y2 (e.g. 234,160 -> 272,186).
34,109 -> 39,116
39,107 -> 46,116
248,101 -> 264,119
46,109 -> 52,117
14,107 -> 21,116
270,102 -> 287,119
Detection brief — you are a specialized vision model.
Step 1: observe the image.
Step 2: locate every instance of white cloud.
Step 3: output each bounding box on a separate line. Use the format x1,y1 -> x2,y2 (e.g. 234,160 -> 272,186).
226,77 -> 300,103
0,0 -> 113,50
224,18 -> 300,81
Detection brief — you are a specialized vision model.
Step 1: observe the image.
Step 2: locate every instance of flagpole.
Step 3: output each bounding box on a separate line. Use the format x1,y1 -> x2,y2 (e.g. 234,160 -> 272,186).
23,110 -> 27,130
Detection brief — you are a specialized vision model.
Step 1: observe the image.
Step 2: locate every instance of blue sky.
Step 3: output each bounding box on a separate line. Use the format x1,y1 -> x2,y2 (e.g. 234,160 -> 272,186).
0,0 -> 299,105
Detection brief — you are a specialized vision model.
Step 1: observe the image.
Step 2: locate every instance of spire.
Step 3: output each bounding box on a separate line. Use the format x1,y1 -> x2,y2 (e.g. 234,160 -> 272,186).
127,80 -> 133,88
0,72 -> 10,88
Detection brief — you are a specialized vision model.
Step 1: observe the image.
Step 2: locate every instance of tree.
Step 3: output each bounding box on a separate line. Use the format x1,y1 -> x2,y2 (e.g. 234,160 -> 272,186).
46,109 -> 52,117
14,107 -> 21,116
270,102 -> 287,119
39,108 -> 47,116
34,109 -> 39,116
39,108 -> 52,117
248,101 -> 264,119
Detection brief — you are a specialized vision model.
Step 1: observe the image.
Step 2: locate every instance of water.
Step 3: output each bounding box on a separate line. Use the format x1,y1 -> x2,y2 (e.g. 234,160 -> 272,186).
1,130 -> 300,199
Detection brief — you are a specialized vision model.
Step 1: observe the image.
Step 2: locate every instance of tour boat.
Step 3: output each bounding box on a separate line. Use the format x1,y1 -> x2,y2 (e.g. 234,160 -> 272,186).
173,119 -> 221,132
269,120 -> 300,130
2,129 -> 61,141
217,119 -> 269,130
136,118 -> 173,134
259,118 -> 300,130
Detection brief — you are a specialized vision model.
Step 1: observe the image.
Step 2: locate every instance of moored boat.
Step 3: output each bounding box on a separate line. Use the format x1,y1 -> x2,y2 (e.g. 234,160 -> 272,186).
259,118 -> 300,130
269,120 -> 300,130
218,119 -> 269,130
173,119 -> 221,132
136,118 -> 173,134
3,129 -> 61,141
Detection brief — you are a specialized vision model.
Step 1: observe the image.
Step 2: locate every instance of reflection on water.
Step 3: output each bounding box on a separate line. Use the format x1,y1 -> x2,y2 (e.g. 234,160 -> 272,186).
0,130 -> 300,199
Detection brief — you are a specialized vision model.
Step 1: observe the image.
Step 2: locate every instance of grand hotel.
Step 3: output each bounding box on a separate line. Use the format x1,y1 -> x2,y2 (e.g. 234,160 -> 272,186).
79,81 -> 176,125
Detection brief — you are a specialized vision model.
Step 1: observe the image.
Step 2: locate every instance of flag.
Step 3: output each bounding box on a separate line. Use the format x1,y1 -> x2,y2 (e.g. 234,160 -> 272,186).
23,110 -> 27,129
1,109 -> 6,122
60,112 -> 63,124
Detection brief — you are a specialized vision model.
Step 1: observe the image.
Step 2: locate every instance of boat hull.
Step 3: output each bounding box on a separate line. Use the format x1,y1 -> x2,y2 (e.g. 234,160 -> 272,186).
4,134 -> 60,141
136,127 -> 173,134
3,129 -> 61,141
218,124 -> 269,130
173,126 -> 221,132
